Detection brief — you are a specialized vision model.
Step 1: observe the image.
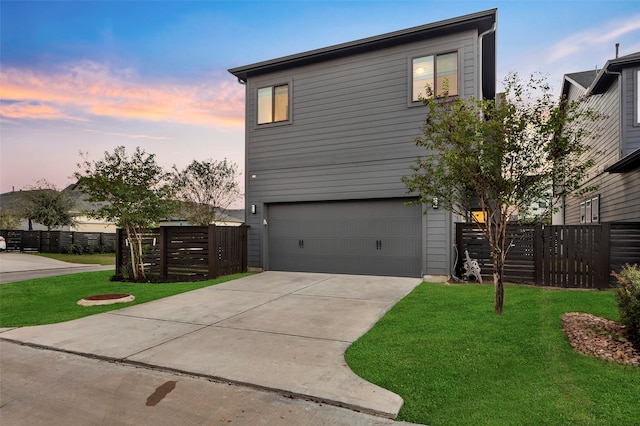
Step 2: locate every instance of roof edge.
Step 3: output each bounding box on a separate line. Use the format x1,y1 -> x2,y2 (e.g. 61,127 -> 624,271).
605,148 -> 640,173
228,8 -> 497,82
589,51 -> 640,95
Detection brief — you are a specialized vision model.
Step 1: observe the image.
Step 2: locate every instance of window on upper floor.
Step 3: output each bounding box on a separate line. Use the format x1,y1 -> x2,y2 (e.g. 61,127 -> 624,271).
636,69 -> 640,125
412,51 -> 459,102
258,84 -> 289,125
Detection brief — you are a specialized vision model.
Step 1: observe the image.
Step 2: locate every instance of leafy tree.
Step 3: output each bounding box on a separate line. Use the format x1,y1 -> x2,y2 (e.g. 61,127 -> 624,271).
18,180 -> 75,231
172,159 -> 241,226
402,73 -> 600,314
74,146 -> 177,281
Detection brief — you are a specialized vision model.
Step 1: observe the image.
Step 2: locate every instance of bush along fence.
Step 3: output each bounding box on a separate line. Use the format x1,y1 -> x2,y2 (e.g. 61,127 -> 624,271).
115,225 -> 248,282
0,230 -> 116,254
455,222 -> 640,289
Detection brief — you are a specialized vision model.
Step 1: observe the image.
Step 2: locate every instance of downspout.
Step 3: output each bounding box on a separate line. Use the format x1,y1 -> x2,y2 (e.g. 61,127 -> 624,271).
477,22 -> 497,100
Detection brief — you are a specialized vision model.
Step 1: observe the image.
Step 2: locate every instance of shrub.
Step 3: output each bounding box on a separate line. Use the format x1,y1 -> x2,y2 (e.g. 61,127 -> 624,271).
613,264 -> 640,342
65,244 -> 82,255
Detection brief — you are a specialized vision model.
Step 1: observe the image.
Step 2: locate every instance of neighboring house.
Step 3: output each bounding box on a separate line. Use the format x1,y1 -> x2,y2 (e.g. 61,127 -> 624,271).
0,184 -> 117,232
557,52 -> 640,224
228,9 -> 497,278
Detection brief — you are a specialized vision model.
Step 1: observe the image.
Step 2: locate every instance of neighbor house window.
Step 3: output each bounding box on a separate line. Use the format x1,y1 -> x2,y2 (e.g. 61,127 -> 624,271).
591,195 -> 600,223
258,84 -> 289,125
412,52 -> 458,101
579,195 -> 600,223
636,70 -> 640,124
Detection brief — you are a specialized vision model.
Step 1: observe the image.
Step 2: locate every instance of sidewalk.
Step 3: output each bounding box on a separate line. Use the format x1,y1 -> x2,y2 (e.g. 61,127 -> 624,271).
0,252 -> 114,283
0,271 -> 421,419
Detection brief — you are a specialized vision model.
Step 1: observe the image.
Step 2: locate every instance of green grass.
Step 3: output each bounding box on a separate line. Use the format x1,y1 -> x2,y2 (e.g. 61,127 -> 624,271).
345,283 -> 640,426
37,252 -> 116,265
0,271 -> 252,327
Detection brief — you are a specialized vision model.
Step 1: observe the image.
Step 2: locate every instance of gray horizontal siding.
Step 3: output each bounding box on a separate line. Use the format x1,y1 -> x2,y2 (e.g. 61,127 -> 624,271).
246,30 -> 478,183
248,158 -> 416,203
425,209 -> 450,275
564,76 -> 640,223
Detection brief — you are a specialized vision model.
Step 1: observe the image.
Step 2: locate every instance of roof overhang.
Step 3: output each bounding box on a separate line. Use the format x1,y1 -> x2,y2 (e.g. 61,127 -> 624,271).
605,149 -> 640,173
589,52 -> 640,95
228,9 -> 497,86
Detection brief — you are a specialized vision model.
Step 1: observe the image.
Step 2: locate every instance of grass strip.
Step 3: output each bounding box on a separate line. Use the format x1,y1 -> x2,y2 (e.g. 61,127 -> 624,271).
0,271 -> 252,327
345,282 -> 640,426
37,253 -> 116,265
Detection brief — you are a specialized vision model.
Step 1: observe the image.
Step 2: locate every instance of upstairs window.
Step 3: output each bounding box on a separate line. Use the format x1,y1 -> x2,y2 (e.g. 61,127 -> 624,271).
412,52 -> 458,102
636,70 -> 640,124
258,84 -> 289,125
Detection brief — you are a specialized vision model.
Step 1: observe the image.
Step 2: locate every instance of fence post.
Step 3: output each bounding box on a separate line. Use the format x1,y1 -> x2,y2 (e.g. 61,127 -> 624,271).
600,223 -> 611,289
241,224 -> 248,273
208,224 -> 218,279
158,226 -> 168,281
534,224 -> 543,286
115,228 -> 123,277
455,223 -> 463,278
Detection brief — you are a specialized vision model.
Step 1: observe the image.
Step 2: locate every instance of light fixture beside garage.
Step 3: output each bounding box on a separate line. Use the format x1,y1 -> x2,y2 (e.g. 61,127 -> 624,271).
251,204 -> 257,214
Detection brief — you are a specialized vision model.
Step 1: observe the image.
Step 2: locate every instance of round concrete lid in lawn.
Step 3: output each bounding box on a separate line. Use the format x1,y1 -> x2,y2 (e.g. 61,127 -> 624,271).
77,293 -> 135,306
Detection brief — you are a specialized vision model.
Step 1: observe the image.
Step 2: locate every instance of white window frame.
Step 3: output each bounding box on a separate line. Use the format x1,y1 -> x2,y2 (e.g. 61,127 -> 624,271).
580,195 -> 600,224
591,195 -> 600,223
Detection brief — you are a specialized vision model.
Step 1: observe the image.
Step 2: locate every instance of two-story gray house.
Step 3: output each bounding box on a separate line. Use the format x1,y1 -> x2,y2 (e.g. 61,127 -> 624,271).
558,52 -> 640,225
228,9 -> 497,278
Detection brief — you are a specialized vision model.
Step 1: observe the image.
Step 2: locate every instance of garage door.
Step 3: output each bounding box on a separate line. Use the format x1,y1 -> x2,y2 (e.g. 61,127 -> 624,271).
268,199 -> 422,277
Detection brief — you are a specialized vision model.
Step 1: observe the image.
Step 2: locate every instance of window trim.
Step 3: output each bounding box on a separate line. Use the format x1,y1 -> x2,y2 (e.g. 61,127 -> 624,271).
255,80 -> 293,128
408,50 -> 460,106
579,194 -> 600,224
635,69 -> 640,126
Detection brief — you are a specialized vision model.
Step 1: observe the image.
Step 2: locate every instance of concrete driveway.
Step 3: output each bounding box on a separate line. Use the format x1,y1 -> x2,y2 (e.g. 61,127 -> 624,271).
0,271 -> 421,420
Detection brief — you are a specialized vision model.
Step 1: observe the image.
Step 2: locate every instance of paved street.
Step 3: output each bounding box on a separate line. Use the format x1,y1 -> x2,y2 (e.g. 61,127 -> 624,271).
0,265 -> 423,425
1,341 -> 414,425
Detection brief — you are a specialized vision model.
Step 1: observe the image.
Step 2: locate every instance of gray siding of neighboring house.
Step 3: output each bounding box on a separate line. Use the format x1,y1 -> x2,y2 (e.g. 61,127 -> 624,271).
244,30 -> 480,275
564,72 -> 640,224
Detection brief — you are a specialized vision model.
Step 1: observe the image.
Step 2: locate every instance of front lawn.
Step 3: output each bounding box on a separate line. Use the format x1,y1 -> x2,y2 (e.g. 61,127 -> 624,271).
37,252 -> 116,265
0,271 -> 252,327
345,282 -> 640,426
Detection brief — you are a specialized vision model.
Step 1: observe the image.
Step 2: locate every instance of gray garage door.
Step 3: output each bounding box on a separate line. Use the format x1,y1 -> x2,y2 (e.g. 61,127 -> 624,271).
268,199 -> 422,277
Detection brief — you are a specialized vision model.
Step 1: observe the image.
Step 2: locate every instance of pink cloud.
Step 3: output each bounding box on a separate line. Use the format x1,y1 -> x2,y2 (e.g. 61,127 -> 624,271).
0,61 -> 245,127
0,102 -> 85,121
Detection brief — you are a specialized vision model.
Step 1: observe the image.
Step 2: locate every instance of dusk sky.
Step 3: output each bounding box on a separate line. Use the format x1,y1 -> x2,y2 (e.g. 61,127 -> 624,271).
1,1 -> 639,202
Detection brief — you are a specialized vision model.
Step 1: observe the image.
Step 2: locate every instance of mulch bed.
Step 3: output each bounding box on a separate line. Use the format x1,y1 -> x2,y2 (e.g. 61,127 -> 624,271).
562,312 -> 640,366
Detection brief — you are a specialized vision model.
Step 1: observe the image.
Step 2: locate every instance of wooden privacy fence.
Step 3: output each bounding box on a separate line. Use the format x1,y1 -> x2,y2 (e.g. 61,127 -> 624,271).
456,222 -> 640,289
116,225 -> 248,282
0,229 -> 116,253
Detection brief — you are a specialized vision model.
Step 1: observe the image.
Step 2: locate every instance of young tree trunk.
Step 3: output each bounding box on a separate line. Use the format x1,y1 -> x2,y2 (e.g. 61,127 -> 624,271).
125,226 -> 139,281
492,218 -> 508,315
134,227 -> 146,280
493,259 -> 505,314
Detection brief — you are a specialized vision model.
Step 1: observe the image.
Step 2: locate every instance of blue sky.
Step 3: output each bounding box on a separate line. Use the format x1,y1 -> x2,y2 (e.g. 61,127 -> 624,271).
1,0 -> 639,200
